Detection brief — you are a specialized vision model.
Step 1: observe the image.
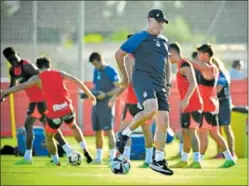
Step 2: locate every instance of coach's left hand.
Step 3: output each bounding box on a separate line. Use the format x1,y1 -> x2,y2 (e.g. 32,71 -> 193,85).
96,91 -> 106,100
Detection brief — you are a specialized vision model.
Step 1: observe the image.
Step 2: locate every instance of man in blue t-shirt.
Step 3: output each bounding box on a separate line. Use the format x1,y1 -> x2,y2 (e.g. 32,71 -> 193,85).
89,52 -> 120,164
114,9 -> 173,176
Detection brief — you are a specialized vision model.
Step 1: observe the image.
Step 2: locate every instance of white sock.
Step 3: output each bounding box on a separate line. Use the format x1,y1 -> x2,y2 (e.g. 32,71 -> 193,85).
155,150 -> 164,162
123,146 -> 131,160
24,149 -> 32,160
181,152 -> 189,162
96,148 -> 103,160
62,144 -> 73,157
223,150 -> 233,160
121,128 -> 133,137
51,154 -> 60,164
145,147 -> 153,164
193,152 -> 201,162
179,143 -> 183,155
200,154 -> 205,162
109,148 -> 116,161
79,141 -> 88,151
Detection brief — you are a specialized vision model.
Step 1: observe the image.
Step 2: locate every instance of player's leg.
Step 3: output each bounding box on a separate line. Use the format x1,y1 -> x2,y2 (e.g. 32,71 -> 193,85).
199,112 -> 211,162
140,123 -> 153,167
91,107 -> 104,164
105,130 -> 116,162
219,99 -> 236,159
44,118 -> 62,166
38,102 -> 74,158
15,103 -> 38,164
209,114 -> 235,168
223,125 -> 236,159
120,104 -> 132,160
101,102 -> 116,162
64,113 -> 93,164
116,89 -> 158,154
149,89 -> 173,175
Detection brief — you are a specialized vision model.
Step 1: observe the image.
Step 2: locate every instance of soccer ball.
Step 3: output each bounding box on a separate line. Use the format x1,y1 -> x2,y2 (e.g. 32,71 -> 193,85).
110,155 -> 130,175
68,151 -> 82,166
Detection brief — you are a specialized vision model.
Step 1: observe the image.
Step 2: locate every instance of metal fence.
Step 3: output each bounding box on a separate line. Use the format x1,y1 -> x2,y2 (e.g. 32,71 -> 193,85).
1,1 -> 248,79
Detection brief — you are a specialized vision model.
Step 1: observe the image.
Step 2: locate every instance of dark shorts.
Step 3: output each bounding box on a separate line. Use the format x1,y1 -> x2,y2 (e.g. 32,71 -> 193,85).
200,112 -> 219,129
219,99 -> 232,126
45,112 -> 75,133
122,103 -> 142,120
92,101 -> 114,131
133,86 -> 170,111
181,111 -> 202,129
27,102 -> 46,121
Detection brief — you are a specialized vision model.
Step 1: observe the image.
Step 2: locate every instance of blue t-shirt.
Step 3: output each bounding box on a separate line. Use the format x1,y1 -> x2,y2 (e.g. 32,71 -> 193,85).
93,65 -> 119,93
217,71 -> 231,100
120,31 -> 170,88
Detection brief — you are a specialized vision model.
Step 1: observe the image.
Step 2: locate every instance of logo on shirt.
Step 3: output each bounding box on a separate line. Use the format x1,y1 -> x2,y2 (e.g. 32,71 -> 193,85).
154,39 -> 160,47
52,101 -> 69,112
52,118 -> 62,125
143,91 -> 147,98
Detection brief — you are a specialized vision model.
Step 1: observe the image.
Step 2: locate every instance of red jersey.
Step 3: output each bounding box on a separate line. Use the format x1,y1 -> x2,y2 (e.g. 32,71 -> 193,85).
126,83 -> 138,104
198,63 -> 219,112
176,59 -> 203,112
39,70 -> 73,118
10,60 -> 44,102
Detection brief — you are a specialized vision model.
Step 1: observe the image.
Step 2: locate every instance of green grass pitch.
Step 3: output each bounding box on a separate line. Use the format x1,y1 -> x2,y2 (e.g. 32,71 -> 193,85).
1,136 -> 247,185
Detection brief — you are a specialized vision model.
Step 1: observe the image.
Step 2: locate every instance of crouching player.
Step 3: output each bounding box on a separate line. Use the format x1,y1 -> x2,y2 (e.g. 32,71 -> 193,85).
1,57 -> 96,165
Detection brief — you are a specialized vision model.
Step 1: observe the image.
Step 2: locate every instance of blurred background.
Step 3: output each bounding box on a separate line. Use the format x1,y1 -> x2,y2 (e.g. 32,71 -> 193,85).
0,1 -> 248,137
1,1 -> 248,80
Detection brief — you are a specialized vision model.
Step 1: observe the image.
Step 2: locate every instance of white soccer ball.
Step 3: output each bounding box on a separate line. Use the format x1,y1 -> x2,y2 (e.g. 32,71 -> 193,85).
110,155 -> 131,174
68,151 -> 82,166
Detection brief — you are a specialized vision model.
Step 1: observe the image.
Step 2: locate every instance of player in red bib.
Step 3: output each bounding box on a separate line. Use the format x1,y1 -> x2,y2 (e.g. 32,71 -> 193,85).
1,56 -> 96,166
190,44 -> 236,168
2,47 -> 77,165
109,34 -> 154,168
169,43 -> 202,168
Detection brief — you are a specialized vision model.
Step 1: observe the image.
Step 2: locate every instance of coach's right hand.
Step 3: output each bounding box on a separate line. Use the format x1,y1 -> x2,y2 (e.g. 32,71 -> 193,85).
88,94 -> 97,106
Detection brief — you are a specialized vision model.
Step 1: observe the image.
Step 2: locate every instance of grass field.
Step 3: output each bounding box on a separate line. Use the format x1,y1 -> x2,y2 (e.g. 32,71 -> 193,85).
1,136 -> 248,185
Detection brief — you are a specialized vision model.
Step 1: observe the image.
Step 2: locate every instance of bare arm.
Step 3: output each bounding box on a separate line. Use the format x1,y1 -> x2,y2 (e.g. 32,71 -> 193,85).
216,85 -> 223,93
180,66 -> 198,102
61,71 -> 96,103
188,59 -> 209,71
1,75 -> 39,98
115,49 -> 129,88
165,58 -> 172,86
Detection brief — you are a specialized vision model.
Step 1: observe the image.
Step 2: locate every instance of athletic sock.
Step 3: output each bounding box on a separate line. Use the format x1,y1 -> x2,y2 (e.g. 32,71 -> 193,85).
193,152 -> 201,162
123,146 -> 131,160
145,147 -> 153,164
96,148 -> 103,160
181,152 -> 189,162
155,150 -> 164,162
24,149 -> 32,160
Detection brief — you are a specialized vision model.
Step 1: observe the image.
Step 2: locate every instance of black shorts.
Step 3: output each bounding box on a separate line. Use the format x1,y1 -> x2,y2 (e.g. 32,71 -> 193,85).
27,102 -> 46,121
181,111 -> 202,129
46,112 -> 75,130
91,101 -> 114,131
219,99 -> 232,126
200,112 -> 219,129
122,103 -> 142,120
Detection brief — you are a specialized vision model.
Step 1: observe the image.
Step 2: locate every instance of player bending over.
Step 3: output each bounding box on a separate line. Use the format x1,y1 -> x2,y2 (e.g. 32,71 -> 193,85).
1,56 -> 96,165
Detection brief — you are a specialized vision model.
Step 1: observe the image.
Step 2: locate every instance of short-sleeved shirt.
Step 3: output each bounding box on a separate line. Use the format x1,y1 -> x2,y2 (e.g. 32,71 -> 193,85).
217,71 -> 231,100
229,69 -> 247,80
93,65 -> 119,102
120,31 -> 170,88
